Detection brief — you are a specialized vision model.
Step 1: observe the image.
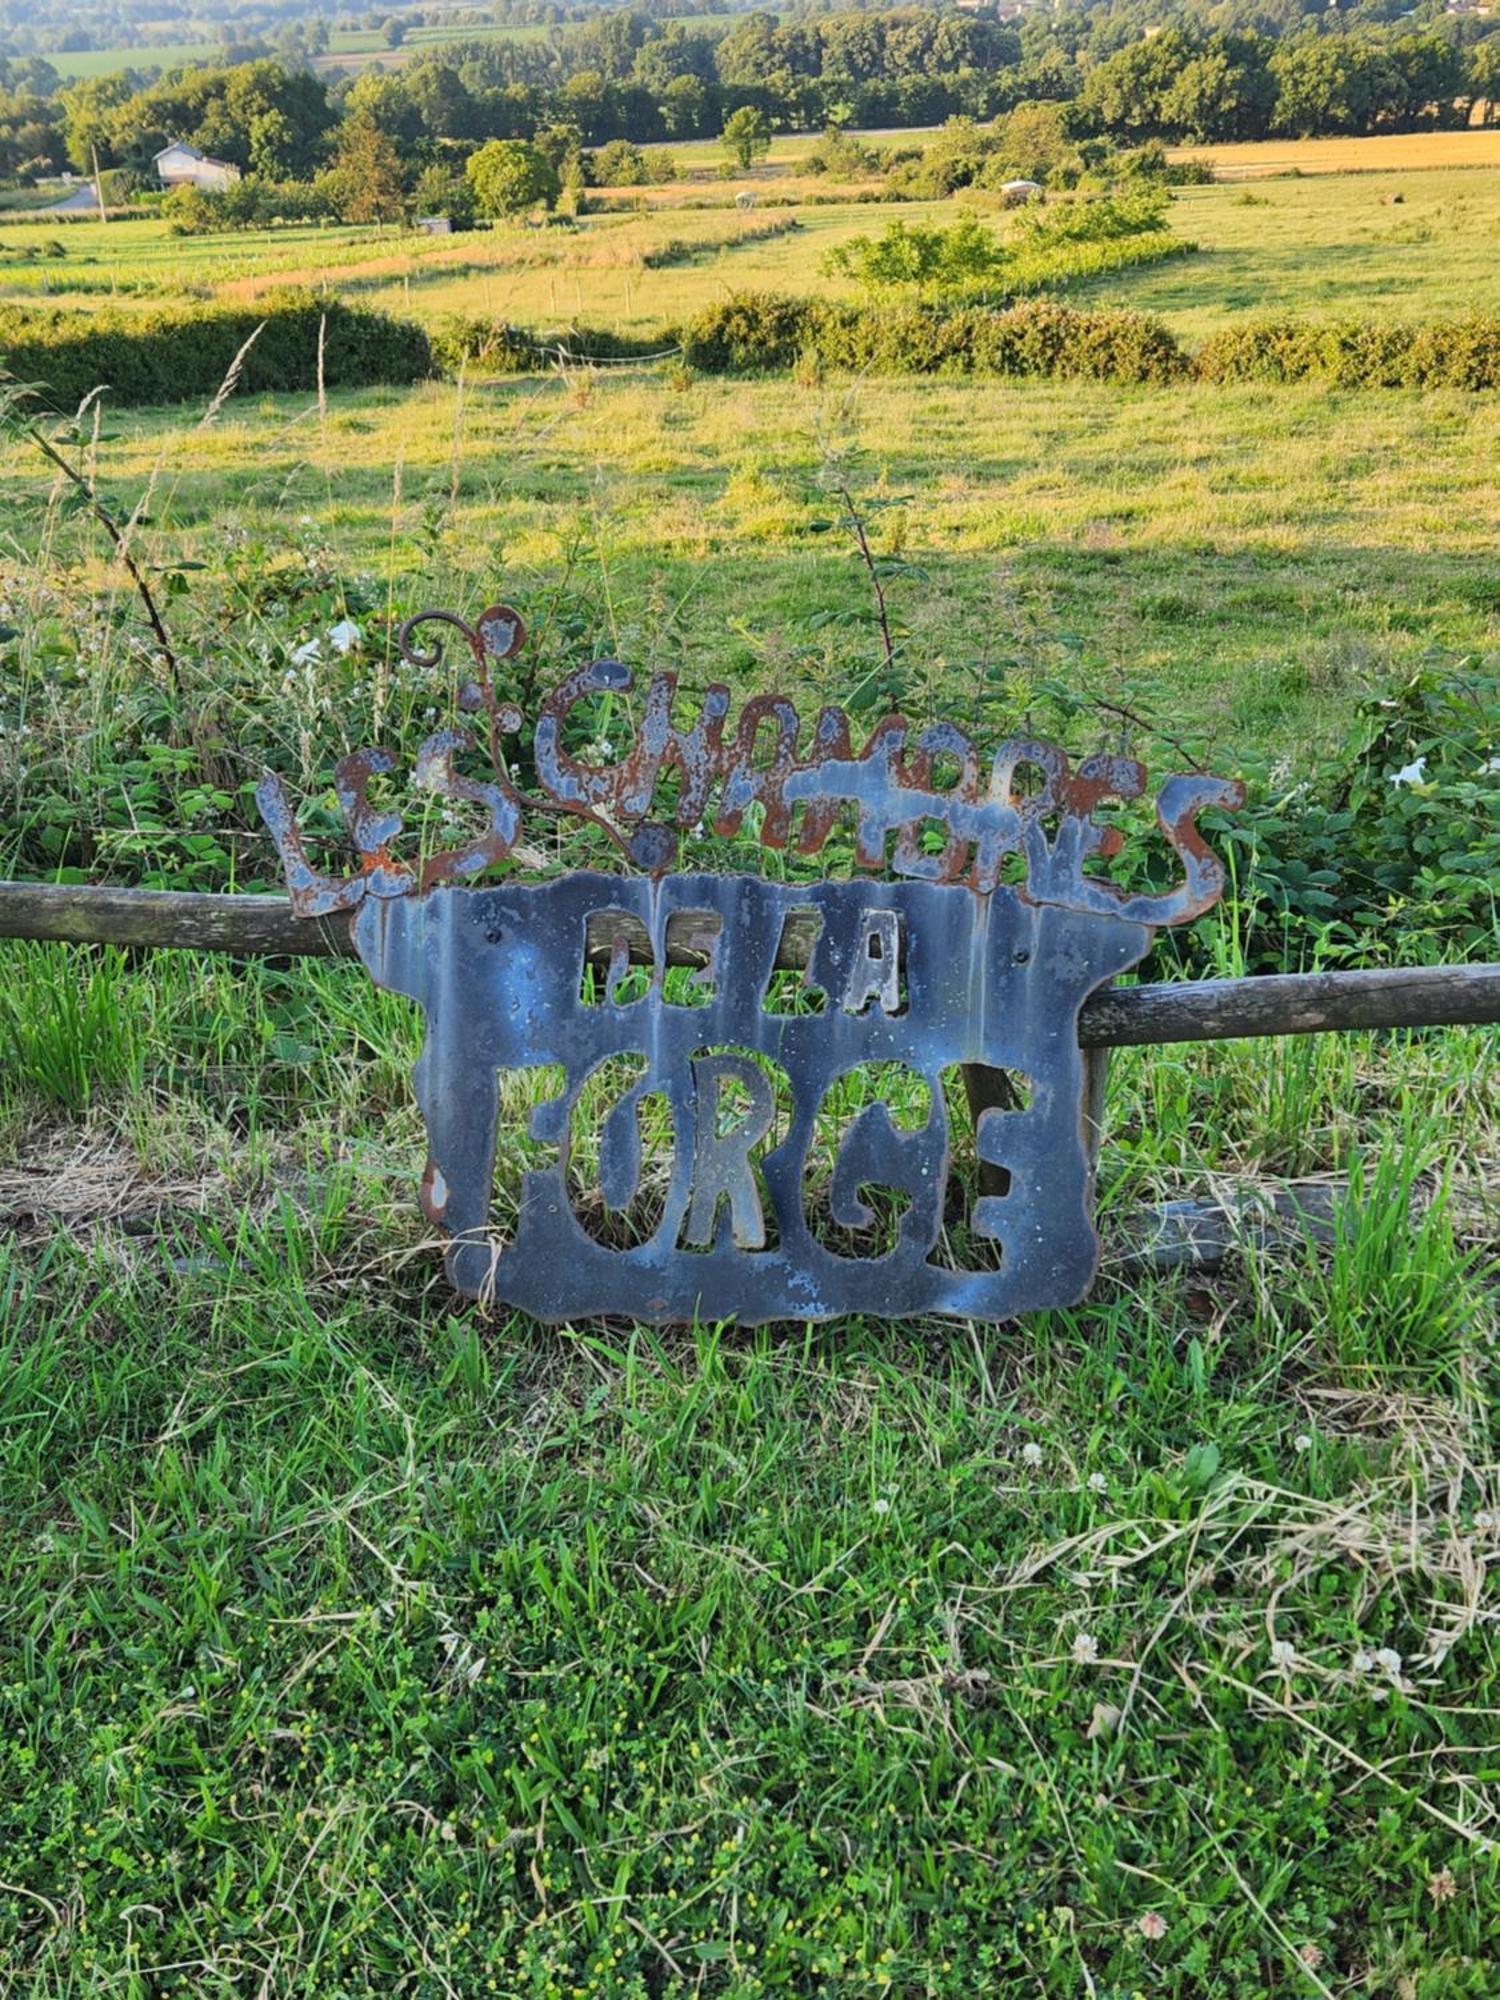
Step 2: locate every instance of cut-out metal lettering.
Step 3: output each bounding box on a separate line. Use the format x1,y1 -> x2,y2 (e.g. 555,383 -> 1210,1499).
260,601 -> 1243,1323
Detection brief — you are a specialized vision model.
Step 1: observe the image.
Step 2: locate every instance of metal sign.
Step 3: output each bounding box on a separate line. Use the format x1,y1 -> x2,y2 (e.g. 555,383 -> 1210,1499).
260,604 -> 1242,1323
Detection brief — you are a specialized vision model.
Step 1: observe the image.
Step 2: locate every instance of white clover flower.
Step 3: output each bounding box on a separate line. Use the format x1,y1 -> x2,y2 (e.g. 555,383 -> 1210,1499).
1270,1639 -> 1296,1671
291,638 -> 321,667
1376,1648 -> 1403,1678
1072,1632 -> 1099,1665
872,1497 -> 891,1516
1352,1649 -> 1376,1674
327,618 -> 363,655
1087,1472 -> 1108,1494
1137,1911 -> 1166,1941
1294,1433 -> 1313,1453
1022,1442 -> 1043,1468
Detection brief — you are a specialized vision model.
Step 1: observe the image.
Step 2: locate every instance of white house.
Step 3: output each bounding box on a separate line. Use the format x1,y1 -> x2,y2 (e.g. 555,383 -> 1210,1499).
154,142 -> 242,191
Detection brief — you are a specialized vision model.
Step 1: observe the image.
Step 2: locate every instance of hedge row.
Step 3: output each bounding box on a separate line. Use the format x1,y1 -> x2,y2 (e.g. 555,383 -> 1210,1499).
1194,315 -> 1500,390
680,294 -> 1189,383
0,292 -> 432,410
678,294 -> 1500,389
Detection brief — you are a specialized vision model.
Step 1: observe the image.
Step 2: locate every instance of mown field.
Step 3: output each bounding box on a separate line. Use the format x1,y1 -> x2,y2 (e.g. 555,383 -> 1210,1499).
1,138 -> 1498,1996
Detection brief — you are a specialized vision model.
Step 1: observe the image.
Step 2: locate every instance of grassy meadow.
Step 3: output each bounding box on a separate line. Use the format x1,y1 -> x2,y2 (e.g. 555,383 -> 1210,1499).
6,154 -> 1500,337
1,136 -> 1498,1995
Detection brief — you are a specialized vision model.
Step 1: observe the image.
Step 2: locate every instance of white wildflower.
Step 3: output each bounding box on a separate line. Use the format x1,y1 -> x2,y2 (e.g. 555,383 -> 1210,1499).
1390,757 -> 1427,787
1022,1442 -> 1044,1468
1375,1647 -> 1403,1678
1137,1911 -> 1166,1941
291,638 -> 321,667
1087,1472 -> 1108,1494
1270,1639 -> 1296,1671
1294,1433 -> 1313,1453
327,618 -> 363,655
1072,1632 -> 1099,1665
872,1497 -> 891,1516
1352,1649 -> 1376,1674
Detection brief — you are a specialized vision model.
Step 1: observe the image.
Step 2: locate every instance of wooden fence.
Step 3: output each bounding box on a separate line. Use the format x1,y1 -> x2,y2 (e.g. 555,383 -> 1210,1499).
3,880 -> 1499,1051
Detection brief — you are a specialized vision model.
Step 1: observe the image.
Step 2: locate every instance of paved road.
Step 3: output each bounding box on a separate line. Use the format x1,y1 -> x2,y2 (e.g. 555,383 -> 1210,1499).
38,183 -> 101,214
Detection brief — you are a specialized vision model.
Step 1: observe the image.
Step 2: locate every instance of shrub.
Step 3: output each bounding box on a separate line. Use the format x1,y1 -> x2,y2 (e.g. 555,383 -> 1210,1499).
0,292 -> 432,409
823,214 -> 1008,295
587,140 -> 652,188
467,140 -> 560,220
805,125 -> 882,179
680,291 -> 1189,383
1216,662 -> 1500,964
1015,188 -> 1171,245
680,292 -> 815,373
1194,316 -> 1500,389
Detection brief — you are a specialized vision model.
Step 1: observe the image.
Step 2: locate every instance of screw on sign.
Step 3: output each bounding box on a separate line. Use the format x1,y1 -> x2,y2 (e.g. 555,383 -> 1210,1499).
258,603 -> 1243,1323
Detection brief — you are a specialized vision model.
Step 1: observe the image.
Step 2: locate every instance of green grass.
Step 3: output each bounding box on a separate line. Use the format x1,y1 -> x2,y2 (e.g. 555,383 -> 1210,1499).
1,147 -> 1498,1997
4,166 -> 1498,340
0,933 -> 1496,1994
3,371 -> 1492,761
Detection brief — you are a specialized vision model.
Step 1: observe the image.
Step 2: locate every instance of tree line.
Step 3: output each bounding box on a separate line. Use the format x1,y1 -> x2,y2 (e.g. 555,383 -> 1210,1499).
1,4 -> 1496,193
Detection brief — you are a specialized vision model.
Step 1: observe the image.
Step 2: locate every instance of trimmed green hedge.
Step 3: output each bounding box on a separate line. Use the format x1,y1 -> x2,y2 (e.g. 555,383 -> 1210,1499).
0,291 -> 433,409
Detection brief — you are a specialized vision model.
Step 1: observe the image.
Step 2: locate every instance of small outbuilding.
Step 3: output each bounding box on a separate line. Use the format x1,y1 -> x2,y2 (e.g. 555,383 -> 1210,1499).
998,178 -> 1043,207
154,142 -> 242,191
414,214 -> 453,235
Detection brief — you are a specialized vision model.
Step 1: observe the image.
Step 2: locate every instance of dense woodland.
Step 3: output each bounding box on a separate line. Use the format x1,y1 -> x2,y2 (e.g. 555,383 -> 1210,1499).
0,0 -> 1496,203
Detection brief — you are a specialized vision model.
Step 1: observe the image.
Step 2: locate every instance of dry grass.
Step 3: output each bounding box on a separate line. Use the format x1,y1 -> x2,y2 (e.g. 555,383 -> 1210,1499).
1171,129 -> 1500,179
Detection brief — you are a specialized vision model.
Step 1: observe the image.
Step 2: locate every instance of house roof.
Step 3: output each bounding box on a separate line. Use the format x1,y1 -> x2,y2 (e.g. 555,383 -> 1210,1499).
153,142 -> 238,170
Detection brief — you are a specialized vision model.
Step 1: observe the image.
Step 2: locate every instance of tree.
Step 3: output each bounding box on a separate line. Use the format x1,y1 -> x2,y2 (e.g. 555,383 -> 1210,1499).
412,161 -> 478,226
325,113 -> 406,223
1161,37 -> 1275,144
1472,37 -> 1500,125
382,17 -> 408,49
465,137 -> 560,217
58,72 -> 133,172
660,73 -> 709,138
589,137 -> 649,185
721,102 -> 770,171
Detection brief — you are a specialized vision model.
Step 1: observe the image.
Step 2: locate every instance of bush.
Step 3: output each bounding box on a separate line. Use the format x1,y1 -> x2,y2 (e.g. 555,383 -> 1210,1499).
587,140 -> 652,188
164,175 -> 340,235
0,292 -> 432,409
823,214 -> 1008,295
679,292 -> 816,373
1015,188 -> 1171,245
680,291 -> 1189,383
1195,315 -> 1500,389
1216,663 -> 1500,965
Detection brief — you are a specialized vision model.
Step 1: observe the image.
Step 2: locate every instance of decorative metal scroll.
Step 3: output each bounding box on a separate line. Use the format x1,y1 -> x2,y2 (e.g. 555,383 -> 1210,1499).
259,603 -> 1243,1324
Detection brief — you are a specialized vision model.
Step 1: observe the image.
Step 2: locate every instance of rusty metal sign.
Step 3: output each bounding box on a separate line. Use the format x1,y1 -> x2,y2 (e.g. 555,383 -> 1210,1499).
260,604 -> 1242,1323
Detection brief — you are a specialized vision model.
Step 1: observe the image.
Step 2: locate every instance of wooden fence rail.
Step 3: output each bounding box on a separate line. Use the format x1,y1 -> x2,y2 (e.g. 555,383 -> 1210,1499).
3,881 -> 1499,1051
